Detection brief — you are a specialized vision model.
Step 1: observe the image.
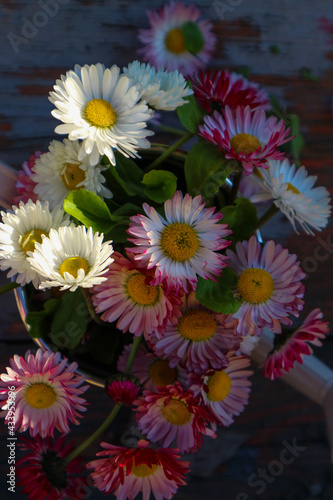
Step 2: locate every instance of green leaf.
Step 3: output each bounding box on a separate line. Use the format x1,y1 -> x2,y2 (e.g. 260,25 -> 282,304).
287,114 -> 305,161
142,169 -> 177,203
182,21 -> 204,54
64,190 -> 114,233
222,198 -> 258,247
177,94 -> 206,133
50,289 -> 89,350
185,142 -> 240,201
196,268 -> 241,314
111,152 -> 146,198
26,298 -> 59,338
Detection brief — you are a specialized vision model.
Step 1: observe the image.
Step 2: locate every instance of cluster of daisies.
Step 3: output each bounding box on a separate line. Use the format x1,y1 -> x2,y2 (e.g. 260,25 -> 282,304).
0,2 -> 331,499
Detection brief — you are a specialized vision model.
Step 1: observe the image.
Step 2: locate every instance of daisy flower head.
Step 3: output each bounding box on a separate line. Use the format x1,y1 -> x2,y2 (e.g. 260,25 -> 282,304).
91,251 -> 181,339
106,376 -> 140,406
250,159 -> 332,235
138,1 -> 216,75
151,291 -> 242,374
0,348 -> 88,438
49,63 -> 154,166
127,190 -> 232,293
134,383 -> 216,453
87,439 -> 190,499
117,343 -> 188,391
190,69 -> 271,114
13,151 -> 42,205
0,200 -> 70,288
188,355 -> 253,427
28,225 -> 114,292
199,106 -> 292,175
263,308 -> 330,380
227,235 -> 306,335
17,435 -> 87,500
123,60 -> 193,111
31,139 -> 112,210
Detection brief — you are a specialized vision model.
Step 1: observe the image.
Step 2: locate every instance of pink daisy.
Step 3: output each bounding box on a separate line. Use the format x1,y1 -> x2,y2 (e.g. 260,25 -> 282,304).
106,377 -> 140,406
199,106 -> 292,175
151,291 -> 242,375
138,1 -> 216,75
0,348 -> 88,438
263,308 -> 330,380
117,343 -> 187,391
13,151 -> 42,205
87,439 -> 190,500
91,251 -> 181,339
188,355 -> 253,427
189,69 -> 271,113
127,191 -> 232,293
226,235 -> 306,335
17,435 -> 87,500
134,382 -> 216,453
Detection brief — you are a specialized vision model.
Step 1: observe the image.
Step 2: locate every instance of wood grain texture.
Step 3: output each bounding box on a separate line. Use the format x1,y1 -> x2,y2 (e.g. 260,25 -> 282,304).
0,1 -> 332,498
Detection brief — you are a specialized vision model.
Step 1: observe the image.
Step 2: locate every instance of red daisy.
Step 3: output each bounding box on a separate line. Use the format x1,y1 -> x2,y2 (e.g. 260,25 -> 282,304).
86,439 -> 190,500
17,435 -> 87,500
263,308 -> 330,380
106,377 -> 141,406
13,151 -> 42,205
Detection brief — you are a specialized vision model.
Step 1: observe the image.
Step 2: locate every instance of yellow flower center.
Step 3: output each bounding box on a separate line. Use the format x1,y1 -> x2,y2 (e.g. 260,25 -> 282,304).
21,229 -> 47,254
126,273 -> 160,306
59,256 -> 89,279
206,370 -> 232,402
162,398 -> 191,425
61,163 -> 86,190
230,133 -> 261,155
165,28 -> 186,54
85,98 -> 117,127
161,223 -> 199,262
178,309 -> 216,341
25,383 -> 57,409
131,462 -> 158,478
286,182 -> 300,195
237,268 -> 274,304
149,360 -> 177,386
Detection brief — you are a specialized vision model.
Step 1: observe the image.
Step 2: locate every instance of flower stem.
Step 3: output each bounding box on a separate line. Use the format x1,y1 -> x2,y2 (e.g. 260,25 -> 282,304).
257,203 -> 279,229
81,287 -> 105,326
60,335 -> 142,468
145,131 -> 194,172
0,281 -> 20,296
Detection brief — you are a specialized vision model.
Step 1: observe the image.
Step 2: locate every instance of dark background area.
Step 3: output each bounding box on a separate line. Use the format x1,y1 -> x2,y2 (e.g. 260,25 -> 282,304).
0,1 -> 333,498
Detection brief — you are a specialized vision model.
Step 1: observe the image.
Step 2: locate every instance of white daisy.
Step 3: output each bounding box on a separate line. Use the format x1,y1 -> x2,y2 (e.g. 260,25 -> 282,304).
28,225 -> 114,292
0,200 -> 70,288
251,159 -> 332,234
123,61 -> 193,111
49,63 -> 154,166
31,139 -> 112,210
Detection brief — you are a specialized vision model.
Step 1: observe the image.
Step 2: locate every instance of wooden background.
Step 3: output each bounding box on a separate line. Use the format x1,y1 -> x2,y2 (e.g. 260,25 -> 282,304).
0,0 -> 333,498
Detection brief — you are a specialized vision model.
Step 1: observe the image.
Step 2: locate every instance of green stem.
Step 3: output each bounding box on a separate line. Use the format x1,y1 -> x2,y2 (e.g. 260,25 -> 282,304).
0,281 -> 20,296
145,131 -> 194,172
257,203 -> 279,229
81,287 -> 105,326
229,171 -> 242,205
60,335 -> 143,468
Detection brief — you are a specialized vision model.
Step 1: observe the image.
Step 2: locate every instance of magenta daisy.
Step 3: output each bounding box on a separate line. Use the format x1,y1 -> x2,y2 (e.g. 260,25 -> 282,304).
263,308 -> 330,380
106,377 -> 140,406
91,251 -> 181,339
13,151 -> 42,205
151,291 -> 242,374
17,435 -> 87,500
226,235 -> 306,335
138,1 -> 216,75
127,191 -> 232,293
134,382 -> 216,453
117,343 -> 187,391
199,106 -> 292,175
190,69 -> 271,113
188,355 -> 253,427
87,439 -> 190,499
0,349 -> 88,438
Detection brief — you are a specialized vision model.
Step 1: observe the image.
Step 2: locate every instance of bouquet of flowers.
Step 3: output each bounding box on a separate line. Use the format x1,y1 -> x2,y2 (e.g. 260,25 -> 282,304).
0,2 -> 331,499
